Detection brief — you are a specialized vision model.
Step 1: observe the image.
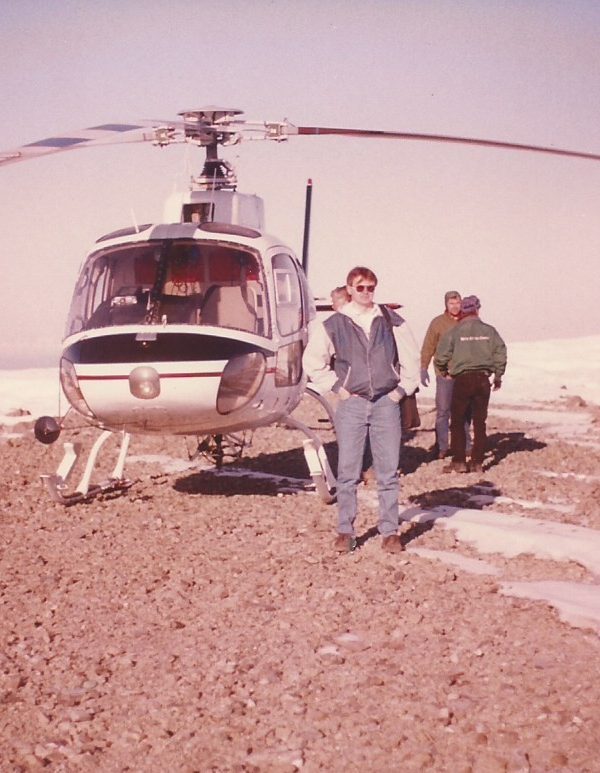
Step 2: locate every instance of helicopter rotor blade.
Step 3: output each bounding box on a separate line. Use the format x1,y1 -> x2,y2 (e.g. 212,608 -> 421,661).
0,113 -> 251,168
0,123 -> 181,168
3,111 -> 600,167
294,125 -> 600,163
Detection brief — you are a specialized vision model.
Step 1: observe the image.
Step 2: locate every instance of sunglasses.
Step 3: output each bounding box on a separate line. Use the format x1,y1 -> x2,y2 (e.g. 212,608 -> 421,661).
353,284 -> 376,293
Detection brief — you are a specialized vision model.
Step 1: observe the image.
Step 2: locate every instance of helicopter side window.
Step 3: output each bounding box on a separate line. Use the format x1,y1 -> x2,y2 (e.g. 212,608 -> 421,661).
272,254 -> 302,336
86,259 -> 112,327
65,265 -> 93,337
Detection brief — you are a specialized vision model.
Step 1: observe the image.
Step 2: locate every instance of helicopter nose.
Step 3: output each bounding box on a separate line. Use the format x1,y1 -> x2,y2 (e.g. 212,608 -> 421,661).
129,366 -> 161,400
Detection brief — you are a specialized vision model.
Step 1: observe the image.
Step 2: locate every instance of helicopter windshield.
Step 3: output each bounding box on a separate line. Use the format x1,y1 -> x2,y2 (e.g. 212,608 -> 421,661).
65,240 -> 267,337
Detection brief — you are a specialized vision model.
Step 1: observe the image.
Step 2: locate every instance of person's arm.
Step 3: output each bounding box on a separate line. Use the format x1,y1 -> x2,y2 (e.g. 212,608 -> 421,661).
420,320 -> 438,369
492,330 -> 508,388
394,322 -> 421,397
433,328 -> 454,376
302,319 -> 337,395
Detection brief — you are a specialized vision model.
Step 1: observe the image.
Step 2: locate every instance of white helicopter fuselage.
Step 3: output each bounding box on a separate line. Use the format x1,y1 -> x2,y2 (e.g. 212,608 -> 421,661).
60,219 -> 314,436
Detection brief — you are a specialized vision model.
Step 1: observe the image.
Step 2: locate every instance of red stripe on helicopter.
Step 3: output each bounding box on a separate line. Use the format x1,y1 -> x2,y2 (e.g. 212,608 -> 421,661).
77,369 -> 277,381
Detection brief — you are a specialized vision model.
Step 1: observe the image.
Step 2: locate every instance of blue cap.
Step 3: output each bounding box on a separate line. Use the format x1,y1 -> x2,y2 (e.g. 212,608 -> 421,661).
461,295 -> 481,314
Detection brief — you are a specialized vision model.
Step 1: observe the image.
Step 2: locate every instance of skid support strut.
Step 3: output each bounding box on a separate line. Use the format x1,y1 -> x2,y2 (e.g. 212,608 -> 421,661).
283,415 -> 336,503
41,430 -> 133,505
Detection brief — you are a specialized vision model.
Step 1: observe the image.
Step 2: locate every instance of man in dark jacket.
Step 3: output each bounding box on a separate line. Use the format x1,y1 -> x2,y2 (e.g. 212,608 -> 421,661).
303,266 -> 419,553
434,295 -> 507,473
420,290 -> 463,458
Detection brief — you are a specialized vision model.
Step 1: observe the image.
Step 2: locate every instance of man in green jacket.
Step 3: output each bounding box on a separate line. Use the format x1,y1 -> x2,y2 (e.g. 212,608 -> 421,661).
434,295 -> 507,473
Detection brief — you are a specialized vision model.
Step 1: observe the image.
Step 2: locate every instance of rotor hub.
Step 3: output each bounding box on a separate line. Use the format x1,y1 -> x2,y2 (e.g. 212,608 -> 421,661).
176,108 -> 244,190
178,107 -> 243,141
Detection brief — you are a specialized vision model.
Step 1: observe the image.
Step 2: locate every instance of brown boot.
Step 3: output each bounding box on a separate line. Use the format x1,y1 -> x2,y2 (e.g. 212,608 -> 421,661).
333,534 -> 356,553
469,461 -> 483,473
381,534 -> 404,553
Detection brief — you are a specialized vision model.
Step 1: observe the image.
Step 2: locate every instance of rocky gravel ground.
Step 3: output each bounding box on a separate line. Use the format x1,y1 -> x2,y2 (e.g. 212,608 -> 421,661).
1,395 -> 600,772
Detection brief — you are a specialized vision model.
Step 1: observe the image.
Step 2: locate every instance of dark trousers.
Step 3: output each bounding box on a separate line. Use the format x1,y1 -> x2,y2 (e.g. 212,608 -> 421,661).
450,371 -> 491,464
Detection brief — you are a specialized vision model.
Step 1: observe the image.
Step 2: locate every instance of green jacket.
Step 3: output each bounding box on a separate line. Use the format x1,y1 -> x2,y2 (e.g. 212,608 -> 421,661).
434,317 -> 507,379
420,311 -> 460,376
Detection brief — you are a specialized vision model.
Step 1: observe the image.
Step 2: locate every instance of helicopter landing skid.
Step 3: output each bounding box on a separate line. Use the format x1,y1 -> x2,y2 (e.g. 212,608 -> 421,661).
282,415 -> 336,504
40,430 -> 133,505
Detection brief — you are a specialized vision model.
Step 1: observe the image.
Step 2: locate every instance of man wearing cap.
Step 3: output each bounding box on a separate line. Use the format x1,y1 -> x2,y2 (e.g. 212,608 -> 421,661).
420,291 -> 464,459
434,295 -> 507,473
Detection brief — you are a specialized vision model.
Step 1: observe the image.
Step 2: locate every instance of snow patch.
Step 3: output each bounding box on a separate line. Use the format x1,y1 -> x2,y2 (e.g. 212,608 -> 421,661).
500,581 -> 600,635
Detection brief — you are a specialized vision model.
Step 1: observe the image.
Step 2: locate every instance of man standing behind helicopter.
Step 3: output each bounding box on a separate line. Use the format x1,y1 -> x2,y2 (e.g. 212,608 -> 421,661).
303,266 -> 420,553
420,290 -> 465,459
434,295 -> 507,473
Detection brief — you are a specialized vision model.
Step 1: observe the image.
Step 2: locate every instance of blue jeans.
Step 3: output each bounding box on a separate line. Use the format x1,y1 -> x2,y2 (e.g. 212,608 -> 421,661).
334,394 -> 401,537
436,375 -> 471,453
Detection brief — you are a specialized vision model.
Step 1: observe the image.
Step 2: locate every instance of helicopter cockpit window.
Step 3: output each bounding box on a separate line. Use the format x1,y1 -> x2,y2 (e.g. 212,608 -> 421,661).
90,246 -> 159,329
64,240 -> 268,337
272,253 -> 303,336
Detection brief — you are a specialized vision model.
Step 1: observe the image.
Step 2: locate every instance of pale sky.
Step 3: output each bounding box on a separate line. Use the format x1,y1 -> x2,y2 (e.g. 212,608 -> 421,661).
1,0 -> 599,367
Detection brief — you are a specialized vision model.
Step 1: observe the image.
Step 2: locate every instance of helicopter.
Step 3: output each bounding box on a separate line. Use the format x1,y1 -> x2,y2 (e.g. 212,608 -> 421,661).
2,106 -> 599,505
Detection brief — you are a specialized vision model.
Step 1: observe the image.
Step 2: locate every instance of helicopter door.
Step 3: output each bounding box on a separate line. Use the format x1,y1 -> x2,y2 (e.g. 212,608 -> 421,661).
271,253 -> 305,387
272,253 -> 303,335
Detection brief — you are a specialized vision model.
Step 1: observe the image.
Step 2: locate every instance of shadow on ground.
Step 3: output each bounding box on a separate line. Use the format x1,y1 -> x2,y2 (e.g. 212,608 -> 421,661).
354,519 -> 436,550
174,469 -> 308,497
485,432 -> 546,468
408,481 -> 502,511
400,443 -> 433,474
